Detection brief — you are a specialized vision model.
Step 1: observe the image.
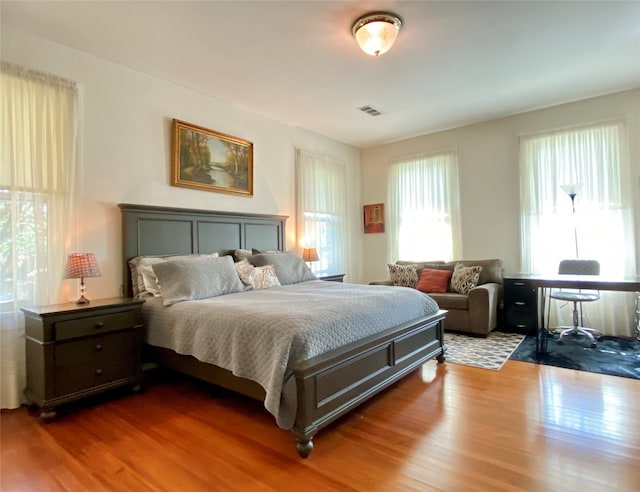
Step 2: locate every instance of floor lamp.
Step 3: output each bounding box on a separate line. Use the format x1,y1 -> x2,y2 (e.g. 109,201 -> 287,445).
560,183 -> 582,258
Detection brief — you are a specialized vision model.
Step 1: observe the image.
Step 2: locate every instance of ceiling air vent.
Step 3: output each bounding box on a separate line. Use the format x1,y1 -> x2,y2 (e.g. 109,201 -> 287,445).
357,105 -> 383,117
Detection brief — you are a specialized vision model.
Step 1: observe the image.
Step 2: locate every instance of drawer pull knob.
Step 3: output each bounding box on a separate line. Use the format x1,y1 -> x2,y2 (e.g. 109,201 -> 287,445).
94,322 -> 104,329
95,369 -> 103,375
514,282 -> 525,286
516,324 -> 527,328
95,344 -> 103,351
515,301 -> 526,306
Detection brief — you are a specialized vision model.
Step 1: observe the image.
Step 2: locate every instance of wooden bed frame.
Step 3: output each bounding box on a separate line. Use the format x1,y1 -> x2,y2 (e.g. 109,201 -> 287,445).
119,203 -> 446,458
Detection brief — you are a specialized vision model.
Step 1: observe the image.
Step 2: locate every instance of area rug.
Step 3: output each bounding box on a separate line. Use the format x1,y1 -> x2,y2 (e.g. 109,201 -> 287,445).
444,332 -> 525,370
510,335 -> 640,380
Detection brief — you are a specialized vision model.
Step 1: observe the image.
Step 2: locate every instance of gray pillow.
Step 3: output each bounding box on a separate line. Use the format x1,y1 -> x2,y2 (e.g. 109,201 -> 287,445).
249,252 -> 317,285
152,255 -> 243,306
128,252 -> 219,298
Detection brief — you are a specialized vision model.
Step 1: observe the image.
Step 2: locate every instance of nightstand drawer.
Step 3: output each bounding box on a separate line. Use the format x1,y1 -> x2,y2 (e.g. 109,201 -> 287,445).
504,279 -> 537,304
504,307 -> 537,332
55,330 -> 139,395
55,310 -> 141,341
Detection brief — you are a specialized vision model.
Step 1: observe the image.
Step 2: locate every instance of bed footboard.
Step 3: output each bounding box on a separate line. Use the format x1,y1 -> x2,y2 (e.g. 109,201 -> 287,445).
290,310 -> 446,458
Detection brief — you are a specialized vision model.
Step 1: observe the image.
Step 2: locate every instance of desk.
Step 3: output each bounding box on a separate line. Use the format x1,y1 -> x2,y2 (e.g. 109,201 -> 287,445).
504,273 -> 640,356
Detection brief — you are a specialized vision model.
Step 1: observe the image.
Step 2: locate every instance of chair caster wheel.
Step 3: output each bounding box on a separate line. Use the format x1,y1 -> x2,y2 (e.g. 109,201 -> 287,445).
590,343 -> 597,348
557,340 -> 564,345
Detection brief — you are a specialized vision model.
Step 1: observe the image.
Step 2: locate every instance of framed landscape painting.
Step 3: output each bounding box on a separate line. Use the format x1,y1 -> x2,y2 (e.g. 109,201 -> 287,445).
363,203 -> 385,233
171,119 -> 253,196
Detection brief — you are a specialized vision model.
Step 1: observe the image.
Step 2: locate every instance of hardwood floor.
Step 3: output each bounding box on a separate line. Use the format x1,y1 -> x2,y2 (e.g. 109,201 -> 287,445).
2,360 -> 638,492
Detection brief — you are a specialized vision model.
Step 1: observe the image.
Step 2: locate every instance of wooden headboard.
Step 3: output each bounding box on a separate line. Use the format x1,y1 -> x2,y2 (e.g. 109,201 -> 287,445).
119,203 -> 287,297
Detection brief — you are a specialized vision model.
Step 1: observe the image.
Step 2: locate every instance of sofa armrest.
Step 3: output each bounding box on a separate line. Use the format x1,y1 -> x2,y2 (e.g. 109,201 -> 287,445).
369,280 -> 393,286
467,282 -> 503,334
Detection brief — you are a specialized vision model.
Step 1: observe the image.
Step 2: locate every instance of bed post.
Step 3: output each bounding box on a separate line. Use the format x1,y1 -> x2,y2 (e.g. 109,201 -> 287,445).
437,318 -> 447,363
295,439 -> 314,459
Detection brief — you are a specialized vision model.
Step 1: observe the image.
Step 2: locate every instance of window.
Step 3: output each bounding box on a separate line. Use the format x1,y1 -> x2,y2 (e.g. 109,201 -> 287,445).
519,121 -> 635,336
387,151 -> 461,262
295,149 -> 348,276
1,62 -> 78,408
0,191 -> 49,313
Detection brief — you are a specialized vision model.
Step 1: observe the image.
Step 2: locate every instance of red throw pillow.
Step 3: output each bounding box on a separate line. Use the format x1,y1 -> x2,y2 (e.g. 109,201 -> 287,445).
416,268 -> 452,293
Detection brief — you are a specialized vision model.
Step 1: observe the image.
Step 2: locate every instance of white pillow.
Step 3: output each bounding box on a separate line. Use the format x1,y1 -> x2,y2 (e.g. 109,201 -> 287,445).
152,255 -> 243,306
139,264 -> 162,297
129,253 -> 219,298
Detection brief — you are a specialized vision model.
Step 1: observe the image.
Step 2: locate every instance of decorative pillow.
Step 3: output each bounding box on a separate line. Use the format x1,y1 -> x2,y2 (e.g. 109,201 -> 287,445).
249,252 -> 316,285
450,264 -> 483,295
250,265 -> 281,290
233,249 -> 252,262
129,253 -> 219,298
235,259 -> 281,290
234,259 -> 255,285
152,255 -> 243,306
388,263 -> 419,288
416,268 -> 453,293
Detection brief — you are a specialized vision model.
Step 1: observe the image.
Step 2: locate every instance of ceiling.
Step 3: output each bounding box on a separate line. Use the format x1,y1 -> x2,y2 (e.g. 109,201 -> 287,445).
2,1 -> 640,148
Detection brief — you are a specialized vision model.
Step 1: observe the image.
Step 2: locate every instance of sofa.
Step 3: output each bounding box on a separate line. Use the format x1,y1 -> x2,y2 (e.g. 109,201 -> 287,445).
371,259 -> 504,336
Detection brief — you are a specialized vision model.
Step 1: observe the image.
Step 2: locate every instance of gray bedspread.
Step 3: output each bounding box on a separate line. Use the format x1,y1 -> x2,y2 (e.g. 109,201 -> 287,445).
143,280 -> 439,429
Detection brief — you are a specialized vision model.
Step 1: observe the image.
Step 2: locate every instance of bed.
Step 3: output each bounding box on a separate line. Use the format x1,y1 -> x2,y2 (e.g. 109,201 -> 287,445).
120,203 -> 446,458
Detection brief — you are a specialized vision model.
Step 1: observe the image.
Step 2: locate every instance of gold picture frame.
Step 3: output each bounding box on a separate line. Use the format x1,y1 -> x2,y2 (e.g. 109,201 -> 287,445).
171,119 -> 253,196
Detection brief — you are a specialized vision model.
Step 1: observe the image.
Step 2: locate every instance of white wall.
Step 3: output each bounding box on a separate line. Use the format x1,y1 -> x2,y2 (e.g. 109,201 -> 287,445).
361,89 -> 640,283
4,26 -> 638,295
1,27 -> 363,300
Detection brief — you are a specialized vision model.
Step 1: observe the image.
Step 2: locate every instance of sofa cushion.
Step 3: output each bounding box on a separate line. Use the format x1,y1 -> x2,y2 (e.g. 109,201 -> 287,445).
396,260 -> 451,279
428,292 -> 469,310
387,263 -> 419,288
450,264 -> 482,294
446,259 -> 503,285
416,268 -> 453,293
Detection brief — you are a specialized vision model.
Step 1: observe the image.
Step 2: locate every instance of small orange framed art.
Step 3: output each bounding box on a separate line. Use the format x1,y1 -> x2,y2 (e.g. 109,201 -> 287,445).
363,203 -> 385,233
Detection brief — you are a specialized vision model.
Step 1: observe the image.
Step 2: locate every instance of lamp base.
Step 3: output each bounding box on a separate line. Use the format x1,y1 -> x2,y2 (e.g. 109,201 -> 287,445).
74,295 -> 90,304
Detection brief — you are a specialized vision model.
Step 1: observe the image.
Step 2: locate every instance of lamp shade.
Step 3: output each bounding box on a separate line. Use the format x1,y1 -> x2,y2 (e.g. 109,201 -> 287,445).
560,183 -> 583,198
352,12 -> 402,56
63,253 -> 101,279
302,247 -> 319,262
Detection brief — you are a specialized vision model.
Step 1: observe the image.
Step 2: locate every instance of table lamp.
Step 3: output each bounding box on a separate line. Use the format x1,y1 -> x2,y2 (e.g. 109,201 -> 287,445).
63,253 -> 101,304
302,247 -> 319,268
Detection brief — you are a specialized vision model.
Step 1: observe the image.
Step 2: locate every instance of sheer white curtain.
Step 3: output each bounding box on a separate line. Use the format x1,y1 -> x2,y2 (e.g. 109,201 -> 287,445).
519,121 -> 636,337
0,62 -> 78,408
387,151 -> 462,262
295,149 -> 348,277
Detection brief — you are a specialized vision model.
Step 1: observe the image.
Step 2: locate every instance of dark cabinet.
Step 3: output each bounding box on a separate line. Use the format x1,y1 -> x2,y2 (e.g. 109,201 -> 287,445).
22,297 -> 145,420
503,277 -> 538,335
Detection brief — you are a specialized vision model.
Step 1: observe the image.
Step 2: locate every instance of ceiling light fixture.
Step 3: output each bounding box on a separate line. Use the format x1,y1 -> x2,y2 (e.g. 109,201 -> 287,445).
352,12 -> 402,57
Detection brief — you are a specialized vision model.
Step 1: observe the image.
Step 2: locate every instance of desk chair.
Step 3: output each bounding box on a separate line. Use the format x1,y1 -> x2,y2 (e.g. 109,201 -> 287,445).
549,259 -> 601,348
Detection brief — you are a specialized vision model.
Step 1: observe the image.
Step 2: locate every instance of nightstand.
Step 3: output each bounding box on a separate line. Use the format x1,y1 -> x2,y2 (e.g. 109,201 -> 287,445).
22,297 -> 145,420
319,274 -> 345,282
